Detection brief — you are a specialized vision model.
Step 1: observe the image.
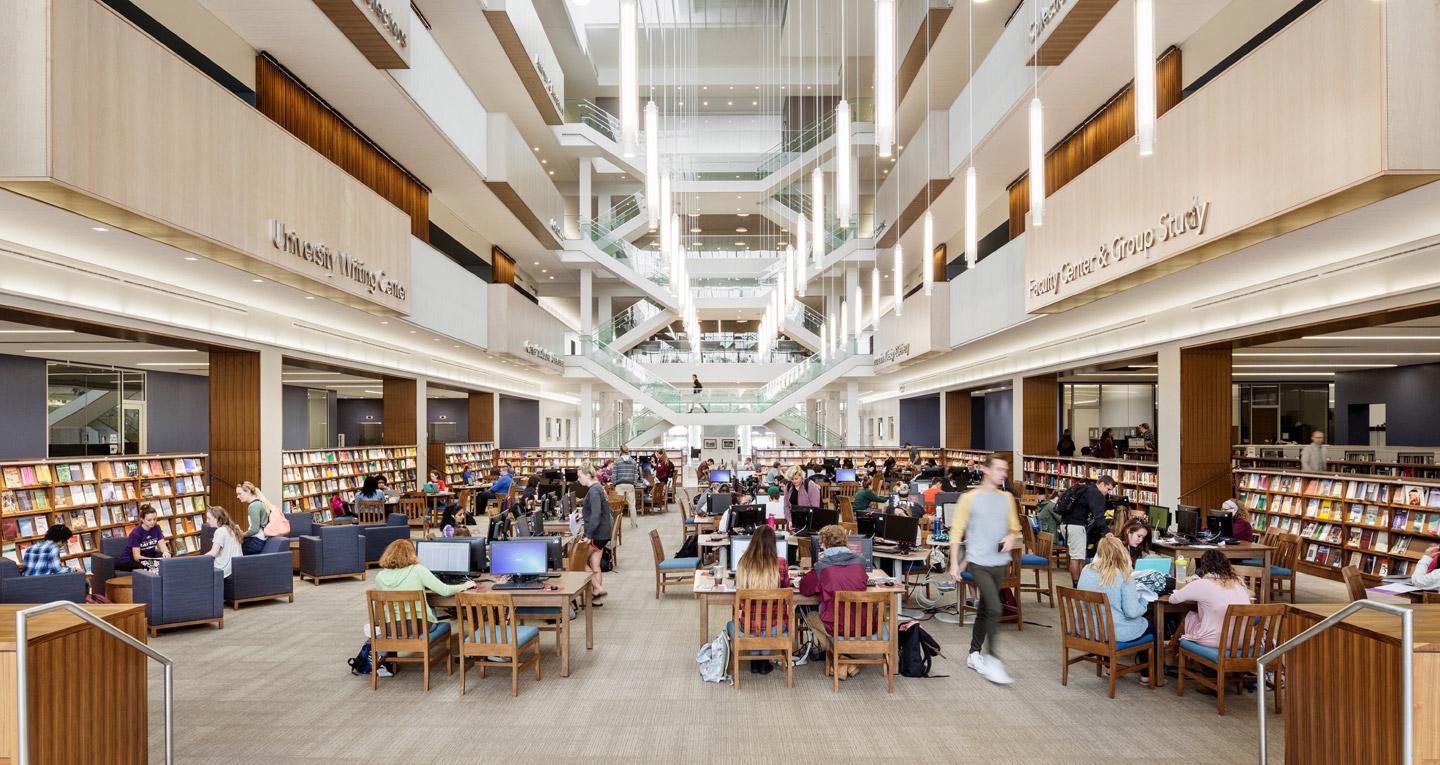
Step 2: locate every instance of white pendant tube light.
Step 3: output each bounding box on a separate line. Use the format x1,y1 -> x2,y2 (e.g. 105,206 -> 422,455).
659,174 -> 672,241
811,168 -> 825,265
796,219 -> 809,294
893,244 -> 904,318
870,267 -> 880,330
619,0 -> 638,157
1028,97 -> 1046,226
840,300 -> 849,351
788,244 -> 803,299
669,212 -> 679,274
835,100 -> 852,225
964,166 -> 978,268
644,101 -> 659,226
1134,0 -> 1156,156
852,286 -> 862,341
922,211 -> 935,296
828,311 -> 837,353
875,0 -> 896,158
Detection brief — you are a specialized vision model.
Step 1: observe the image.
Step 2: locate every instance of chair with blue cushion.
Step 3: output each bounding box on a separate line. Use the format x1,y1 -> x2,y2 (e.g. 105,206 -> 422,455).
1177,602 -> 1286,715
284,512 -> 316,538
361,520 -> 411,567
1019,526 -> 1056,607
730,587 -> 794,689
457,592 -> 541,696
89,536 -> 132,591
1056,585 -> 1154,698
830,589 -> 896,693
225,536 -> 294,609
298,525 -> 366,584
365,589 -> 452,691
132,556 -> 224,637
0,558 -> 87,604
650,530 -> 698,599
1268,537 -> 1298,603
961,549 -> 1025,630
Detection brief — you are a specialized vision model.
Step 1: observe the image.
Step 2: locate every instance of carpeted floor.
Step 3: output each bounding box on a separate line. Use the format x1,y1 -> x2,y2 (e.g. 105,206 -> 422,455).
143,507 -> 1353,764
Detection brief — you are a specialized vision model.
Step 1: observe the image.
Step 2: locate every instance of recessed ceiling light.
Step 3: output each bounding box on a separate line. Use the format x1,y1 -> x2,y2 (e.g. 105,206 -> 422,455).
735,241 -> 746,246
689,227 -> 702,233
90,227 -> 109,232
751,101 -> 757,106
304,296 -> 315,300
533,261 -> 539,265
409,330 -> 417,334
548,170 -> 554,175
727,101 -> 733,106
737,213 -> 750,217
541,269 -> 547,273
183,256 -> 198,261
736,227 -> 748,233
380,320 -> 389,325
678,101 -> 684,106
703,101 -> 709,106
549,275 -> 554,279
540,159 -> 547,164
702,86 -> 708,90
252,278 -> 264,283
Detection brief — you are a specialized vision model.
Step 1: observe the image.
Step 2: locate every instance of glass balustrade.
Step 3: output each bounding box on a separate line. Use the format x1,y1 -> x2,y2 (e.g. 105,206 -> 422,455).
596,412 -> 665,448
598,299 -> 664,345
773,409 -> 845,448
786,300 -> 826,335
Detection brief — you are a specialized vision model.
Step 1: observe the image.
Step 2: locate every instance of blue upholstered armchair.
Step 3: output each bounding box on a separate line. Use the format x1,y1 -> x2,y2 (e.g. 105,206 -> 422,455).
132,557 -> 225,637
90,536 -> 132,590
0,558 -> 87,603
299,525 -> 366,584
285,512 -> 316,538
362,519 -> 410,566
225,536 -> 294,609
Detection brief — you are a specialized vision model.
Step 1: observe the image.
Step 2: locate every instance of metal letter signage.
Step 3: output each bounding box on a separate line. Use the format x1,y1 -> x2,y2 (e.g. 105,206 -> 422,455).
523,341 -> 564,368
269,220 -> 407,301
1027,197 -> 1210,301
363,0 -> 408,47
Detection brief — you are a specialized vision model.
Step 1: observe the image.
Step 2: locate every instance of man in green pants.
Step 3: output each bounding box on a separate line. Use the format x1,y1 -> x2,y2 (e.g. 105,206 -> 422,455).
948,454 -> 1021,685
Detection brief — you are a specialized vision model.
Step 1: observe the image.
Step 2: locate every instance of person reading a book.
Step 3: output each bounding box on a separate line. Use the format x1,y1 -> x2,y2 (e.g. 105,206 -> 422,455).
1411,544 -> 1440,590
21,524 -> 78,576
118,505 -> 170,571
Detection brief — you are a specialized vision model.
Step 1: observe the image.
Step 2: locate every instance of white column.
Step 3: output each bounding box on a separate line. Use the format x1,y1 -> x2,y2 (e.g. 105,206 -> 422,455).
578,383 -> 594,447
578,159 -> 593,223
845,381 -> 860,446
580,269 -> 593,336
414,376 -> 429,451
597,292 -> 613,330
258,347 -> 284,504
1157,343 -> 1182,523
1011,374 -> 1026,459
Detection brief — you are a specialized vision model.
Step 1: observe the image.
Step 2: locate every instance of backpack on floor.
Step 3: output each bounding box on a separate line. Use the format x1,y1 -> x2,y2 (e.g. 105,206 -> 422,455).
675,534 -> 700,560
696,630 -> 731,683
897,622 -> 945,678
348,640 -> 374,676
600,546 -> 616,572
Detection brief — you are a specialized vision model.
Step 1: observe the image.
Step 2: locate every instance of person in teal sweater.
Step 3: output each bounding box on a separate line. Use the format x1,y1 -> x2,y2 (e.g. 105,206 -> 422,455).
851,473 -> 886,512
1077,536 -> 1151,644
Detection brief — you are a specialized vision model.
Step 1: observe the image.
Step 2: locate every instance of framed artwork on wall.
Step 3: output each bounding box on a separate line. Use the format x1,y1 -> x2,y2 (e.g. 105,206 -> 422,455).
702,438 -> 718,450
720,438 -> 737,450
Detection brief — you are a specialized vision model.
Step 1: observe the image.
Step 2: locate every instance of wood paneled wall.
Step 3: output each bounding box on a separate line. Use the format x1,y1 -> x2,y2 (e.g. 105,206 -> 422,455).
491,247 -> 516,286
255,55 -> 429,240
382,377 -> 417,447
209,350 -> 261,518
944,389 -> 971,449
1179,345 -> 1233,511
932,243 -> 948,285
1007,47 -> 1183,239
469,391 -> 495,442
1021,374 -> 1059,457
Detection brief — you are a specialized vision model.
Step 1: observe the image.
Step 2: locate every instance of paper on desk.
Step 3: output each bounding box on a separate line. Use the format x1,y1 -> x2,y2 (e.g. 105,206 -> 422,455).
1371,582 -> 1419,595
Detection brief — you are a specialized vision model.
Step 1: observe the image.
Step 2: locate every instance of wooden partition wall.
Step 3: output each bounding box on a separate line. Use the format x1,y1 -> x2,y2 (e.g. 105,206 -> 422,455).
944,389 -> 972,449
469,391 -> 496,442
209,350 -> 261,518
382,377 -> 418,447
1021,375 -> 1059,458
1179,345 -> 1233,510
255,55 -> 429,240
491,247 -> 516,286
1007,47 -> 1183,239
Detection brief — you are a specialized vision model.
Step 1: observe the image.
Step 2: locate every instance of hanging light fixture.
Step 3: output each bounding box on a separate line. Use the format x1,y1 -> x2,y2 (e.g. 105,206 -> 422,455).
922,211 -> 935,296
965,167 -> 978,269
893,245 -> 904,318
811,168 -> 824,265
659,174 -> 672,240
645,102 -> 660,226
835,100 -> 852,225
788,243 -> 803,299
1028,98 -> 1046,226
619,0 -> 638,157
853,284 -> 862,341
840,300 -> 849,351
828,310 -> 837,353
1134,0 -> 1156,156
796,219 -> 809,294
871,267 -> 880,328
875,0 -> 896,158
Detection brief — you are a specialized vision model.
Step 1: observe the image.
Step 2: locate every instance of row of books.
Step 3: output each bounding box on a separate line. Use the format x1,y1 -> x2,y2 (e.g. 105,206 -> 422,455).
280,474 -> 416,500
1022,458 -> 1159,485
443,442 -> 496,485
281,461 -> 415,482
0,456 -> 204,489
1237,471 -> 1440,508
1240,490 -> 1440,533
281,447 -> 418,466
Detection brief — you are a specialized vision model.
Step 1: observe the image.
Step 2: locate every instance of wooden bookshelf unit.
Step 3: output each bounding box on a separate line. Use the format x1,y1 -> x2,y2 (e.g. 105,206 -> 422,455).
1235,468 -> 1440,581
0,453 -> 209,573
1019,455 -> 1160,506
496,448 -> 682,474
440,441 -> 495,485
752,447 -> 946,473
280,446 -> 417,520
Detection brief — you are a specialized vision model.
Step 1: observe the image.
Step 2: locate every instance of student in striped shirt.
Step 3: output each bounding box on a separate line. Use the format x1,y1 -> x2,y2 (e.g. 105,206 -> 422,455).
21,525 -> 77,576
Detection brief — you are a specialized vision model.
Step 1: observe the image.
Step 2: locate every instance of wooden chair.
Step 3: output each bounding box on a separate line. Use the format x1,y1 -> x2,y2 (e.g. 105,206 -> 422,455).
651,530 -> 698,599
456,592 -> 542,696
1176,603 -> 1286,715
1341,564 -> 1368,602
567,539 -> 591,572
961,549 -> 1024,630
1021,532 -> 1057,607
1423,592 -> 1440,604
1232,565 -> 1268,601
364,590 -> 453,691
355,500 -> 386,525
731,588 -> 795,688
1056,586 -> 1154,699
399,497 -> 428,535
830,590 -> 897,692
1268,537 -> 1298,603
796,536 -> 813,569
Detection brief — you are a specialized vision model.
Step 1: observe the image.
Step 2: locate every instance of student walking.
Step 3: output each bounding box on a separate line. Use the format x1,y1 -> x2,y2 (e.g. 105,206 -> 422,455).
948,455 -> 1021,685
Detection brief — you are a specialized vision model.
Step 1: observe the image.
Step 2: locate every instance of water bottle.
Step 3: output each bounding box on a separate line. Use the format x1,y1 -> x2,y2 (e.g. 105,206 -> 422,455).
1174,554 -> 1188,581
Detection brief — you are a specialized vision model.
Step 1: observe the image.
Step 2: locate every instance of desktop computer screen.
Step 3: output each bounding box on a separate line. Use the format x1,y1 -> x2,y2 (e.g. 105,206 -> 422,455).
709,470 -> 733,484
1176,504 -> 1202,537
879,514 -> 920,545
855,512 -> 882,537
489,540 -> 549,578
416,541 -> 471,576
727,506 -> 765,533
563,468 -> 579,482
834,468 -> 857,483
846,536 -> 874,570
809,507 -> 840,529
511,536 -> 563,570
728,536 -> 788,571
1206,511 -> 1235,539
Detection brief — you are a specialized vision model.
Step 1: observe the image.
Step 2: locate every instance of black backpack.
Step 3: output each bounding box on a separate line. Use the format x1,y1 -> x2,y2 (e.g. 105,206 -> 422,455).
897,622 -> 945,678
348,640 -> 374,675
675,534 -> 700,560
1054,483 -> 1091,525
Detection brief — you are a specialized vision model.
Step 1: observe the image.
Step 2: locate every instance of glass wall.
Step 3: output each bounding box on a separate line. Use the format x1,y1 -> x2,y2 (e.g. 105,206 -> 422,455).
46,363 -> 146,457
1234,383 -> 1332,445
1060,383 -> 1157,456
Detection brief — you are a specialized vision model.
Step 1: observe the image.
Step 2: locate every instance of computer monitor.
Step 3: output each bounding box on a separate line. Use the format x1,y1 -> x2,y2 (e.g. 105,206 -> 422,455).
935,491 -> 962,509
513,536 -> 563,570
728,505 -> 765,533
727,535 -> 788,571
563,468 -> 579,482
1176,504 -> 1202,537
707,492 -> 733,517
423,537 -> 487,573
1147,505 -> 1170,531
809,507 -> 840,530
416,541 -> 471,576
709,470 -> 733,484
855,512 -> 882,537
1127,437 -> 1149,450
542,468 -> 564,481
846,535 -> 875,570
489,540 -> 549,580
1206,511 -> 1235,539
834,468 -> 857,483
513,515 -> 532,538
879,514 -> 920,546
823,458 -> 839,469
639,454 -> 653,465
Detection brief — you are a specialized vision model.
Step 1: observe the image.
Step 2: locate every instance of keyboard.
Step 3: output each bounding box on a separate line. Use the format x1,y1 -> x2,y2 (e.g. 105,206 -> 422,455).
492,581 -> 544,590
436,574 -> 471,585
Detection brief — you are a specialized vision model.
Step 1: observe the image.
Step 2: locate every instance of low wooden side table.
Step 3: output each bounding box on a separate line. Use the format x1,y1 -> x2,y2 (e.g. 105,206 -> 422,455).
105,575 -> 134,604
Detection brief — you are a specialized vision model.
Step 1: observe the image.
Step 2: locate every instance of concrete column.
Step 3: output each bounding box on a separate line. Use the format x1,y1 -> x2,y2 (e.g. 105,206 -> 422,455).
413,376 -> 428,451
258,347 -> 284,507
845,381 -> 860,446
1157,343 -> 1182,527
580,269 -> 593,336
1011,374 -> 1026,462
597,292 -> 613,330
578,158 -> 593,223
578,383 -> 594,447
598,193 -> 612,218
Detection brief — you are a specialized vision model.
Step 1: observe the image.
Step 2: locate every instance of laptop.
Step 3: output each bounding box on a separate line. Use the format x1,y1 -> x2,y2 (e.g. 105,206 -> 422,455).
1135,558 -> 1174,576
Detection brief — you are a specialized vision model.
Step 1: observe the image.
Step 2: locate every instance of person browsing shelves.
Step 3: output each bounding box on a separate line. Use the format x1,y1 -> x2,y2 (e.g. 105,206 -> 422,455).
948,455 -> 1021,685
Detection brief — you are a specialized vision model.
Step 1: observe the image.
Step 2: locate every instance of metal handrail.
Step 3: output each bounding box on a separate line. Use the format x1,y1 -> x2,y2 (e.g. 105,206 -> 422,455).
1256,599 -> 1412,765
16,600 -> 174,764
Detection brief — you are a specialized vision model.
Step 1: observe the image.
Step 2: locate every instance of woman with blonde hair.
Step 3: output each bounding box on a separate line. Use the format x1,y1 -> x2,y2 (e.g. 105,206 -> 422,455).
733,524 -> 790,675
781,467 -> 819,526
374,539 -> 475,623
235,481 -> 278,555
204,506 -> 244,578
1077,536 -> 1151,644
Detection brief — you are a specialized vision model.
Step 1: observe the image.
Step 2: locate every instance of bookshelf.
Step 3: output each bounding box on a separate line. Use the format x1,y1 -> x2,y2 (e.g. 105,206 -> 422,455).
752,448 -> 945,472
441,442 -> 495,485
495,448 -> 682,474
0,453 -> 209,573
1232,445 -> 1440,479
1235,468 -> 1440,581
280,446 -> 418,520
1019,455 -> 1160,506
942,449 -> 996,468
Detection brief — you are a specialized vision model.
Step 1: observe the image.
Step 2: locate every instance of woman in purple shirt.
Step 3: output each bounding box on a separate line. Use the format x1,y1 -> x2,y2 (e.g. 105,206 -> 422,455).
118,504 -> 171,571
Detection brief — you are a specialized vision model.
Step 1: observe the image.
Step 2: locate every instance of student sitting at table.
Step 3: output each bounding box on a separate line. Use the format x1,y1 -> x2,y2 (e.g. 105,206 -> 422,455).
21,524 -> 79,576
798,524 -> 869,680
1078,537 -> 1152,682
852,473 -> 886,512
355,475 -> 388,505
733,524 -> 790,675
372,539 -> 475,676
476,466 -> 513,513
1115,518 -> 1154,565
425,470 -> 448,494
887,483 -> 924,518
1411,544 -> 1440,590
118,504 -> 171,571
439,502 -> 476,536
1167,550 -> 1253,650
1221,499 -> 1254,542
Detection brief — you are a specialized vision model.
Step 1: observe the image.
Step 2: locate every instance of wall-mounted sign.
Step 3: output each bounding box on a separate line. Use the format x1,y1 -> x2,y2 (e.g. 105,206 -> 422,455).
1029,0 -> 1074,43
534,59 -> 563,115
362,0 -> 408,47
1027,197 -> 1210,302
270,220 -> 408,301
523,341 -> 564,367
877,342 -> 912,366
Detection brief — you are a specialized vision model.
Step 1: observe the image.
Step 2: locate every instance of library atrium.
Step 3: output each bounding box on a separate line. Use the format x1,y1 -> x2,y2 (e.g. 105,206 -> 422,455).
0,0 -> 1436,762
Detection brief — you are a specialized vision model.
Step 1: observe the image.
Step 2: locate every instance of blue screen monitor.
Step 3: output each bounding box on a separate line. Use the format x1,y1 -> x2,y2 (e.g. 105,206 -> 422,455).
709,470 -> 733,483
489,540 -> 548,577
835,468 -> 857,483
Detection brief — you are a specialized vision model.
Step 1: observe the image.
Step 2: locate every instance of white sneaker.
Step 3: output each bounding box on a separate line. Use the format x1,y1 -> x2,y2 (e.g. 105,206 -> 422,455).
966,651 -> 985,673
376,665 -> 394,678
977,655 -> 1015,685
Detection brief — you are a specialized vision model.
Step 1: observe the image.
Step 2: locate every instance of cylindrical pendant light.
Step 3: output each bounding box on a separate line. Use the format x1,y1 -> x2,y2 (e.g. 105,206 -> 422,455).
835,100 -> 852,225
828,311 -> 837,353
788,244 -> 803,299
659,174 -> 671,239
811,168 -> 825,265
964,166 -> 978,268
796,219 -> 808,295
619,0 -> 638,157
840,300 -> 849,351
1029,98 -> 1046,226
893,244 -> 904,318
853,285 -> 862,340
645,101 -> 660,226
1134,0 -> 1156,156
871,267 -> 880,329
922,210 -> 935,296
875,0 -> 896,158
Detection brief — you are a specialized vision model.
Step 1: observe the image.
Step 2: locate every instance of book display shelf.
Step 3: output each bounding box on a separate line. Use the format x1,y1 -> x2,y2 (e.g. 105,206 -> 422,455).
280,446 -> 417,520
0,453 -> 209,572
1232,445 -> 1440,480
496,448 -> 682,474
1019,455 -> 1160,506
752,448 -> 945,473
442,442 -> 495,485
942,449 -> 996,469
1235,469 -> 1440,580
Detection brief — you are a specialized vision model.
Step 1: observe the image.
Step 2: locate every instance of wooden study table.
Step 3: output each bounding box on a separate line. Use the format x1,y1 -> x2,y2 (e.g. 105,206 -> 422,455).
1152,540 -> 1276,602
691,569 -> 902,645
429,571 -> 595,677
0,604 -> 148,764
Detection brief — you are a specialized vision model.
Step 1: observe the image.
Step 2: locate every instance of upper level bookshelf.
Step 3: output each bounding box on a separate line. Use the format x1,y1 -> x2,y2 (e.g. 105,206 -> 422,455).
1019,455 -> 1160,506
0,453 -> 209,573
280,446 -> 417,514
1235,468 -> 1440,581
752,448 -> 945,471
942,449 -> 996,468
1232,445 -> 1440,480
496,448 -> 683,475
442,442 -> 495,485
